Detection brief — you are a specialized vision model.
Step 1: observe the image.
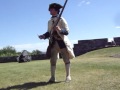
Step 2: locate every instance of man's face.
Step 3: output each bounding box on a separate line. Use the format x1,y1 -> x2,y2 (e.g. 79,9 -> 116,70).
49,8 -> 58,16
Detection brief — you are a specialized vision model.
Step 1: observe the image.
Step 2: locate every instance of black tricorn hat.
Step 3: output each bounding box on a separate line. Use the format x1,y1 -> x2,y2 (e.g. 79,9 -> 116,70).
49,3 -> 63,11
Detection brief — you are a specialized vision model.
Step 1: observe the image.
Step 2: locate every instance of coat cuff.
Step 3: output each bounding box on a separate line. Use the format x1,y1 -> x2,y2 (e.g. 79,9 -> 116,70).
43,32 -> 50,39
60,29 -> 68,35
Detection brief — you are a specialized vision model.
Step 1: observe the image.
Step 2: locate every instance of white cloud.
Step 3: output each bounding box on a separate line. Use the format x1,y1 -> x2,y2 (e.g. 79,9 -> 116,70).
0,47 -> 2,49
108,38 -> 113,42
86,1 -> 91,5
115,26 -> 120,29
0,40 -> 79,52
12,42 -> 48,52
78,0 -> 91,7
71,40 -> 78,44
78,0 -> 85,7
13,39 -> 78,52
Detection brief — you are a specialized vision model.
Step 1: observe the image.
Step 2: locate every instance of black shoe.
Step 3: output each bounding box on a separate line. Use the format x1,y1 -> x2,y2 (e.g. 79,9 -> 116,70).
48,77 -> 56,83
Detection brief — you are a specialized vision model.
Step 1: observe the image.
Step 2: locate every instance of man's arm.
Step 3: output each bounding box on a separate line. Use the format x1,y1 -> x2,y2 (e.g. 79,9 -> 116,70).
56,17 -> 69,35
39,32 -> 50,39
43,32 -> 50,39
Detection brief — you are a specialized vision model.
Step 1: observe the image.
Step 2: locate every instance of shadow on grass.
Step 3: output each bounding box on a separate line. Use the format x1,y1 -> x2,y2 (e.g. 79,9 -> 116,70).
0,81 -> 63,90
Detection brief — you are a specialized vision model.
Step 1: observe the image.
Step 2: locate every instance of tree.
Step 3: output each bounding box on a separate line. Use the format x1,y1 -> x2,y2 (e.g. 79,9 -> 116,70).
31,49 -> 42,55
0,46 -> 17,57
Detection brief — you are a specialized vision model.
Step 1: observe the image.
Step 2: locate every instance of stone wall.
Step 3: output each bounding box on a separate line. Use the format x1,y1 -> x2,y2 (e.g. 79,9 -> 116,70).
0,54 -> 48,63
0,37 -> 120,63
32,54 -> 48,60
0,56 -> 17,63
73,37 -> 120,56
73,38 -> 108,56
114,37 -> 120,46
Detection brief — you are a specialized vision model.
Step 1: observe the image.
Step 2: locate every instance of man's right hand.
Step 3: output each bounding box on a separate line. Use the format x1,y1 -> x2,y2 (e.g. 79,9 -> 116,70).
38,35 -> 45,39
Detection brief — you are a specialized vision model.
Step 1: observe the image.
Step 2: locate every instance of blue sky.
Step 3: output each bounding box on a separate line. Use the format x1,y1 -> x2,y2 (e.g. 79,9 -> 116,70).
0,0 -> 120,52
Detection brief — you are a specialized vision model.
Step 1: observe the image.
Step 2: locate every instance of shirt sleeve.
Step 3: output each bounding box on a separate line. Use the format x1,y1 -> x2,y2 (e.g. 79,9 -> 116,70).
59,17 -> 69,35
43,32 -> 50,39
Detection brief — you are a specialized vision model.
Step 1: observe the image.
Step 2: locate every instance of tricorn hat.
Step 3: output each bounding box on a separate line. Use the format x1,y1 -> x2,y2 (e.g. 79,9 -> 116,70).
49,3 -> 63,11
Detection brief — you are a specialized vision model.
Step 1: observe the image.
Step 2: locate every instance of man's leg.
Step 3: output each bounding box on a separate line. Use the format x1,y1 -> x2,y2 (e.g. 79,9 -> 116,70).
65,62 -> 71,82
49,46 -> 59,83
61,48 -> 71,82
49,65 -> 56,82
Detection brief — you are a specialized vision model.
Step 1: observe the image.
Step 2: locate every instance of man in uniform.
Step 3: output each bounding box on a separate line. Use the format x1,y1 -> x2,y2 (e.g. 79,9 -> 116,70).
39,3 -> 75,82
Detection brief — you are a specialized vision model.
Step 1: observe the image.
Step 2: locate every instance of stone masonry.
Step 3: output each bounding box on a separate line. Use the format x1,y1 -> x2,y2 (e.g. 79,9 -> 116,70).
0,37 -> 120,63
73,37 -> 120,56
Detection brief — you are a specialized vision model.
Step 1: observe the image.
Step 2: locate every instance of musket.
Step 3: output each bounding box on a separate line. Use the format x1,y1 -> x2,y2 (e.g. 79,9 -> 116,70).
50,0 -> 68,42
53,0 -> 68,27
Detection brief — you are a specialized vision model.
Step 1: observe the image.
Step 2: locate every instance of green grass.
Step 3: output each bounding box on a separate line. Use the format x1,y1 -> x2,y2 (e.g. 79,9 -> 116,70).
81,47 -> 120,57
0,47 -> 120,90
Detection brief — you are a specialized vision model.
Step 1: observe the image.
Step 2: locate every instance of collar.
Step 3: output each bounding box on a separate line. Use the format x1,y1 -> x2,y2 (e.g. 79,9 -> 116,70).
51,15 -> 58,18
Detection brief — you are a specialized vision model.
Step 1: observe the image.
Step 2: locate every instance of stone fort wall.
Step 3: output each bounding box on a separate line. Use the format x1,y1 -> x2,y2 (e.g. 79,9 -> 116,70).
73,37 -> 120,56
0,37 -> 120,63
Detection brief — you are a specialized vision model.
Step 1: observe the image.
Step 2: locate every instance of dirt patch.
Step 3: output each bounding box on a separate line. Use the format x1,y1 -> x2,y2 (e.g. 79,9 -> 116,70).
110,54 -> 120,58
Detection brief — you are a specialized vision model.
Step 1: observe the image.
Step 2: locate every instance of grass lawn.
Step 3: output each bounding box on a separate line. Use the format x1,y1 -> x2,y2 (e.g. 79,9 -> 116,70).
0,47 -> 120,90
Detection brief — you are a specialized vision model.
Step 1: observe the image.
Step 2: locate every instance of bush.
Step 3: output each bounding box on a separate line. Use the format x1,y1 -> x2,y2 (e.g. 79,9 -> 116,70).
0,46 -> 18,57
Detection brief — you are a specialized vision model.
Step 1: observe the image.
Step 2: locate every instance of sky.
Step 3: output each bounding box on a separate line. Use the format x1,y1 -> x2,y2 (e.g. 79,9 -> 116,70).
0,0 -> 120,52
